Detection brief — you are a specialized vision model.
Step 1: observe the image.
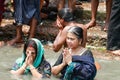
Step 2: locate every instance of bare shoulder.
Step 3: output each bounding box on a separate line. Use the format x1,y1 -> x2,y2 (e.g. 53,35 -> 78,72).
76,23 -> 85,28
63,26 -> 72,32
69,22 -> 85,28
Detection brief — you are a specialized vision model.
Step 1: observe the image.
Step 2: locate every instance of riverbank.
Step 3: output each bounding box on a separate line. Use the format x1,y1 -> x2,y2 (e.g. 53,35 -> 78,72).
0,1 -> 120,61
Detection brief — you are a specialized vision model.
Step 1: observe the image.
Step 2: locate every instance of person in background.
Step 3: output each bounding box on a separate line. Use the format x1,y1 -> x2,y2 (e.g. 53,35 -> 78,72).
53,8 -> 87,52
8,0 -> 44,45
52,26 -> 97,80
57,0 -> 76,11
86,0 -> 112,31
107,0 -> 120,55
10,38 -> 51,79
0,0 -> 5,26
53,0 -> 76,31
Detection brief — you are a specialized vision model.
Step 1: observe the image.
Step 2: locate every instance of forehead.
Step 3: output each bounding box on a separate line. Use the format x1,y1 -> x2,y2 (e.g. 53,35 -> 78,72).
67,32 -> 77,38
26,46 -> 35,51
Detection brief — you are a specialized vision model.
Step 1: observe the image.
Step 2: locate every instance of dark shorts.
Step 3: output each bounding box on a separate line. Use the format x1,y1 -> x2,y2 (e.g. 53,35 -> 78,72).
14,0 -> 41,25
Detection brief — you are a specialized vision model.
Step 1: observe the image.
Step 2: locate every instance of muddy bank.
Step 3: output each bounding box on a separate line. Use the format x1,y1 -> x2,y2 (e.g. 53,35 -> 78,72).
0,22 -> 114,61
0,20 -> 107,46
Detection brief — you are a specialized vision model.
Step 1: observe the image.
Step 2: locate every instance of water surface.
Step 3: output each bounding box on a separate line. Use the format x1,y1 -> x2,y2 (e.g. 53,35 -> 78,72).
0,46 -> 120,80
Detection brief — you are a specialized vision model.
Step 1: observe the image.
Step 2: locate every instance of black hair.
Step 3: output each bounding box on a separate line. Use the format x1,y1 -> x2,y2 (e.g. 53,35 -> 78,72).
68,26 -> 83,40
23,39 -> 37,57
58,8 -> 74,22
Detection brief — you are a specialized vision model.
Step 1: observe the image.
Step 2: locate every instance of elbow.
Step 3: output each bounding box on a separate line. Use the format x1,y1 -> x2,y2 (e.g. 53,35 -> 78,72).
10,70 -> 19,75
53,48 -> 59,52
10,70 -> 15,74
51,67 -> 59,76
53,45 -> 60,52
51,68 -> 59,75
34,74 -> 43,79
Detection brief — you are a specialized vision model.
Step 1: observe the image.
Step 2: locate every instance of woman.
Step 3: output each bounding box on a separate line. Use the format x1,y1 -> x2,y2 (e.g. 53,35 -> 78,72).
52,27 -> 97,80
10,38 -> 51,79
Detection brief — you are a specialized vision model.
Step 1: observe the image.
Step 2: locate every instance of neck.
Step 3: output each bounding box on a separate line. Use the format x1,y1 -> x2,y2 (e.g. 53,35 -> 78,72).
71,46 -> 83,55
64,21 -> 74,26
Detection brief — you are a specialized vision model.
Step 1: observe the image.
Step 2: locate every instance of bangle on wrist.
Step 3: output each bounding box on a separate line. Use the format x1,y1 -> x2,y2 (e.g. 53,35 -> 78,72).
30,67 -> 36,71
21,66 -> 26,71
68,61 -> 72,65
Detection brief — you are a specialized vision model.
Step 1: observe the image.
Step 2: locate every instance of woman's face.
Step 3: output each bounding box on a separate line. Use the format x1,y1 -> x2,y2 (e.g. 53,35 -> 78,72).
26,46 -> 36,61
66,32 -> 81,49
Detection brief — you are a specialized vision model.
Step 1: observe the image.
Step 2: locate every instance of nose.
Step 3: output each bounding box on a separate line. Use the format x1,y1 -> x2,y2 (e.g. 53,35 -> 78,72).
67,38 -> 71,43
27,51 -> 32,56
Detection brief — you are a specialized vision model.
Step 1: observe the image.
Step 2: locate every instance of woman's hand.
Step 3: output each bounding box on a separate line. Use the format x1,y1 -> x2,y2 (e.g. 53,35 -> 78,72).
25,55 -> 34,66
28,55 -> 34,65
63,48 -> 72,65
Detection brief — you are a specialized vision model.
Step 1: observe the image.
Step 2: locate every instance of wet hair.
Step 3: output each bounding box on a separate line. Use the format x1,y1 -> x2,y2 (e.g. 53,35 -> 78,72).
68,26 -> 83,40
58,8 -> 74,22
23,39 -> 37,56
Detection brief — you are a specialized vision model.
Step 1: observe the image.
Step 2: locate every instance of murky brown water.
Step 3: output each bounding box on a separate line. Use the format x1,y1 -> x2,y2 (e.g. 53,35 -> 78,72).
0,46 -> 120,80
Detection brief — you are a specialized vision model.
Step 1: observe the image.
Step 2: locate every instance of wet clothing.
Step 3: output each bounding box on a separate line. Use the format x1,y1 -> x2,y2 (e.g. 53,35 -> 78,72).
0,0 -> 5,22
12,58 -> 51,77
53,49 -> 97,80
107,0 -> 120,50
11,38 -> 51,78
14,0 -> 41,25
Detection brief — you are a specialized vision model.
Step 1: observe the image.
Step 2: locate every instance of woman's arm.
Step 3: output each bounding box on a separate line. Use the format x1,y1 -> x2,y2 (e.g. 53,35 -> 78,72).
29,64 -> 43,78
52,62 -> 66,75
10,63 -> 27,75
52,49 -> 71,75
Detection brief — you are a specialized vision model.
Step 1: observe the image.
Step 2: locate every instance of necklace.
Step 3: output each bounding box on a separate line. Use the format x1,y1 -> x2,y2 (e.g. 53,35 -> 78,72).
71,47 -> 85,55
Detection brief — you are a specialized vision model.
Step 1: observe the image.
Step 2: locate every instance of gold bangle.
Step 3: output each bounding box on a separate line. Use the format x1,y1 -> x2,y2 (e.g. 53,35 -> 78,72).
30,67 -> 35,71
21,66 -> 26,71
68,61 -> 72,65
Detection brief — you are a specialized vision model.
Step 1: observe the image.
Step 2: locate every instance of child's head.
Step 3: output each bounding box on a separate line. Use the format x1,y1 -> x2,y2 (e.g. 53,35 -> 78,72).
58,8 -> 74,22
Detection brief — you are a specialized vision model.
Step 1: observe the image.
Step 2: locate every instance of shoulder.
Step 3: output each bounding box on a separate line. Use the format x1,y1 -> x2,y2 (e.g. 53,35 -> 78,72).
68,23 -> 86,30
82,49 -> 93,56
63,26 -> 71,32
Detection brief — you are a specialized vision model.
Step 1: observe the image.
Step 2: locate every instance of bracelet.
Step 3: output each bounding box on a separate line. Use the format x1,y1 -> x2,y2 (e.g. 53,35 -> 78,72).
21,66 -> 26,71
68,61 -> 72,66
30,67 -> 36,71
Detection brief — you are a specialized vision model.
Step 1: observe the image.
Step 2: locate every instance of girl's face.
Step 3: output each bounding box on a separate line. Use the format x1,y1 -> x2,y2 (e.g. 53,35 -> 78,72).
66,32 -> 81,49
26,46 -> 36,61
